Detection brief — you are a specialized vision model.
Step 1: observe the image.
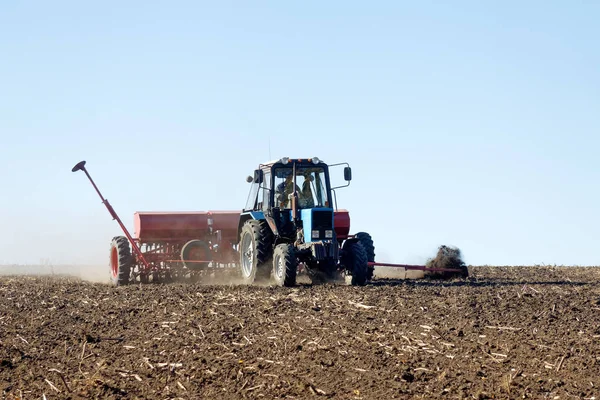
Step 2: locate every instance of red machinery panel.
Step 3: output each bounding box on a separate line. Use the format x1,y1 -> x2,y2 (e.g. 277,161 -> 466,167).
134,212 -> 210,241
209,210 -> 241,242
134,209 -> 347,242
334,209 -> 350,240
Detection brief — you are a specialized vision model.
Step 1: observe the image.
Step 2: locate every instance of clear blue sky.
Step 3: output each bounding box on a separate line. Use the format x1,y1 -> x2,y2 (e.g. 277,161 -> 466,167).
1,1 -> 598,267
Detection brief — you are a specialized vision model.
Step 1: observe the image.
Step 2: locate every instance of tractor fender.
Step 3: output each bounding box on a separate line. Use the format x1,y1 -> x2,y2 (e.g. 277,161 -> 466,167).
237,211 -> 264,239
342,237 -> 360,245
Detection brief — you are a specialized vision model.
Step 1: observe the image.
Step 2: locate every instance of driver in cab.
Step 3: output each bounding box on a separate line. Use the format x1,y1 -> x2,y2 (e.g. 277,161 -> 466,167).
276,172 -> 314,208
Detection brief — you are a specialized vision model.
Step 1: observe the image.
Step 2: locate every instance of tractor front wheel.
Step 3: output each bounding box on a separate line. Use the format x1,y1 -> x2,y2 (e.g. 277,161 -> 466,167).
109,236 -> 132,286
272,244 -> 297,287
342,241 -> 368,286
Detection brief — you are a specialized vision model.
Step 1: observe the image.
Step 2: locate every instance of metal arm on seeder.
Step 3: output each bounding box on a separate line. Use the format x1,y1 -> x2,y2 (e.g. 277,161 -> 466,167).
71,161 -> 151,270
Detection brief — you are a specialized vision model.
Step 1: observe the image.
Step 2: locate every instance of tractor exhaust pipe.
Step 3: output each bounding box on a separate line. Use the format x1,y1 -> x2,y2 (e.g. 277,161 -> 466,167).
71,160 -> 151,270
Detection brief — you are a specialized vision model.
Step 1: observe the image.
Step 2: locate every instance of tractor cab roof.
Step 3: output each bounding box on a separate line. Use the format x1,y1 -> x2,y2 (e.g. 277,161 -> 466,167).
259,157 -> 325,169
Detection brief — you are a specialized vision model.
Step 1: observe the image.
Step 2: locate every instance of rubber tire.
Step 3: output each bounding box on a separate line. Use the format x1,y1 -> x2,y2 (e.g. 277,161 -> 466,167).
356,232 -> 375,280
238,220 -> 273,284
342,241 -> 368,286
109,236 -> 132,286
272,243 -> 297,287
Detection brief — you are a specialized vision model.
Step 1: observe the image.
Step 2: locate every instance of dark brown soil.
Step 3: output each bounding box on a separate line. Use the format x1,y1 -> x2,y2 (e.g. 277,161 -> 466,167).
2,266 -> 600,399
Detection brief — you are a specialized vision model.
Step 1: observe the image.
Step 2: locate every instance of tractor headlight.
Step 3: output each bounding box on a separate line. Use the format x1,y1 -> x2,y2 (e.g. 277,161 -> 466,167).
311,230 -> 319,239
325,229 -> 333,238
280,157 -> 290,164
312,157 -> 320,164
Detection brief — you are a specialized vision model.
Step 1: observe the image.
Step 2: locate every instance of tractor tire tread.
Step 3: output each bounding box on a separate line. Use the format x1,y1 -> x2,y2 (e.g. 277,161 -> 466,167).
356,232 -> 375,280
110,236 -> 132,285
239,220 -> 274,283
342,240 -> 368,286
273,243 -> 297,287
246,220 -> 273,265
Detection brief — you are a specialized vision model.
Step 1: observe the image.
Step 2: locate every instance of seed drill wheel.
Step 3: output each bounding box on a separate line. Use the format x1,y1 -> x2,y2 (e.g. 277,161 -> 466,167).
272,243 -> 297,287
109,236 -> 132,286
341,240 -> 368,286
238,220 -> 273,284
181,240 -> 212,271
356,232 -> 375,280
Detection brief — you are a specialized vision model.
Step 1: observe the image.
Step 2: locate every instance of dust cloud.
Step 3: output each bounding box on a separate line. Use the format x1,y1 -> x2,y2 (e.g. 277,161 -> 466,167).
424,245 -> 469,278
369,246 -> 469,280
78,264 -> 111,283
374,267 -> 425,280
369,249 -> 425,280
0,264 -> 110,284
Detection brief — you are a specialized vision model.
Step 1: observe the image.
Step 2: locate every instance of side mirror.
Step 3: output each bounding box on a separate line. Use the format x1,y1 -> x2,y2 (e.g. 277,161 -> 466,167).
253,169 -> 264,184
344,167 -> 352,181
246,175 -> 254,183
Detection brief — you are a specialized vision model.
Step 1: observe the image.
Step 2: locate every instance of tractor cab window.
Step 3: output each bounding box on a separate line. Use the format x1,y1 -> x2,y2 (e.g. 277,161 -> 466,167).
273,167 -> 328,209
253,170 -> 271,211
262,171 -> 271,212
245,181 -> 259,211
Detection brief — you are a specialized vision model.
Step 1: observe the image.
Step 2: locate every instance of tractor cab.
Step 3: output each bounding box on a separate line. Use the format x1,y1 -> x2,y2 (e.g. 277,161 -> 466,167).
237,157 -> 367,287
244,157 -> 351,210
273,166 -> 327,210
242,157 -> 349,241
244,157 -> 335,210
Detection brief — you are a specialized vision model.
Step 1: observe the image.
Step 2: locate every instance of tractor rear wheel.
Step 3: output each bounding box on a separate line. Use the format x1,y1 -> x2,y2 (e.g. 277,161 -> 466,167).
342,241 -> 368,286
109,236 -> 132,286
238,220 -> 273,284
272,244 -> 297,287
356,232 -> 375,280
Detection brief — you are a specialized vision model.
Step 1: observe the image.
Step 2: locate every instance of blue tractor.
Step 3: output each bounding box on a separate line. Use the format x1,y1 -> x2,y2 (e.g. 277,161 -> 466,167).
236,157 -> 374,287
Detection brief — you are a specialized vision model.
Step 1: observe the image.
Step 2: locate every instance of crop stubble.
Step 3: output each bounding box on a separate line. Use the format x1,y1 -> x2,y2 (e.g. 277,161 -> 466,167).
1,266 -> 600,399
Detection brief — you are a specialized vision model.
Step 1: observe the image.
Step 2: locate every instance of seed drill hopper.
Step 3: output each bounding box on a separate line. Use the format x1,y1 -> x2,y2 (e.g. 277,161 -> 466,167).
72,158 -> 467,286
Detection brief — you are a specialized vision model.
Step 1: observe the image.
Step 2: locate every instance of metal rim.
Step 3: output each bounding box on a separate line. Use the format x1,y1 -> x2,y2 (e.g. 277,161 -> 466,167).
240,232 -> 254,278
110,246 -> 118,278
275,252 -> 284,281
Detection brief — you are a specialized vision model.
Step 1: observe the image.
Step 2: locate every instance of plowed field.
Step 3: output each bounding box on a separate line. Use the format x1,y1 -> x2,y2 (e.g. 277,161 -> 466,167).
1,266 -> 600,399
